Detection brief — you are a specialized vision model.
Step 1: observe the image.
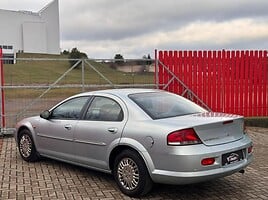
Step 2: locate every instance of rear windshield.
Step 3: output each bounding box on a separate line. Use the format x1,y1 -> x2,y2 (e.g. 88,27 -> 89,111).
129,92 -> 206,120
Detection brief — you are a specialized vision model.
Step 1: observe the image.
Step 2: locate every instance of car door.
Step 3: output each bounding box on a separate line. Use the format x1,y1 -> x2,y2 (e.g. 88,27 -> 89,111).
35,96 -> 90,161
74,95 -> 128,170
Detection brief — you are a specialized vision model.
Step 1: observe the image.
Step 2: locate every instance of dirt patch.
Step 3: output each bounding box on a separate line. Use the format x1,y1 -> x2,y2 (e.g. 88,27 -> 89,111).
247,126 -> 268,134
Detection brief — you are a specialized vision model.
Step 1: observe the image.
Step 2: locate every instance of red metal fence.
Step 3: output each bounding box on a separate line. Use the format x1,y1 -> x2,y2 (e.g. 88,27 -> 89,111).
157,50 -> 268,117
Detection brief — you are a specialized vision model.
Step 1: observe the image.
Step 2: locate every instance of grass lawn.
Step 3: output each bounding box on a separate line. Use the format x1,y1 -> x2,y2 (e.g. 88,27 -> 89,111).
3,53 -> 155,98
4,53 -> 154,85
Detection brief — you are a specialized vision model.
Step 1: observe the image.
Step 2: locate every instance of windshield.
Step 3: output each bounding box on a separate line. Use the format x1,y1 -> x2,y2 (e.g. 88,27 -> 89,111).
129,92 -> 206,120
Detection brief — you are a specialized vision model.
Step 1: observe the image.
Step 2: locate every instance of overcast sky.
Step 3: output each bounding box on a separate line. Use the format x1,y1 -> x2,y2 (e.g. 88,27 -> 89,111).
1,0 -> 268,58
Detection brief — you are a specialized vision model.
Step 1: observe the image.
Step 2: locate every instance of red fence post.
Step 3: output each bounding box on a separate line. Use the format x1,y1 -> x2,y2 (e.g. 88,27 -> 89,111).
158,51 -> 164,89
211,51 -> 217,111
257,51 -> 262,116
154,49 -> 158,88
0,48 -> 5,129
247,51 -> 252,116
262,50 -> 266,117
217,51 -> 222,112
192,51 -> 198,96
197,51 -> 203,103
256,50 -> 262,116
244,51 -> 249,116
207,51 -> 211,109
230,51 -> 234,114
173,51 -> 178,94
168,50 -> 173,92
178,51 -> 183,94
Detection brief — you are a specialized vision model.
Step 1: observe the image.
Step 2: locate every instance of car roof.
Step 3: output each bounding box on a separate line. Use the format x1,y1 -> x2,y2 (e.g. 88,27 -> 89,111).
75,88 -> 164,98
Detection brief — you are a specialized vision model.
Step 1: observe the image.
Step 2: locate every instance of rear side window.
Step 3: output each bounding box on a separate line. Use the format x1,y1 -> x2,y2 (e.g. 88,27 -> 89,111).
129,92 -> 206,119
85,96 -> 123,121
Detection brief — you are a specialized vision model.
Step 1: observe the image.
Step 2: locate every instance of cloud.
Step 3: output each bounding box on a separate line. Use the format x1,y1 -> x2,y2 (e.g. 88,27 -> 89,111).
61,17 -> 268,58
60,0 -> 268,41
1,0 -> 268,58
172,18 -> 268,45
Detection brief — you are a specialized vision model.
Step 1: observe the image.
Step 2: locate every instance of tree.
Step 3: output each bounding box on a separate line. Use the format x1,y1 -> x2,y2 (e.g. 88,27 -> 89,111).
147,54 -> 152,65
114,54 -> 124,65
138,54 -> 152,66
62,50 -> 69,55
68,48 -> 88,68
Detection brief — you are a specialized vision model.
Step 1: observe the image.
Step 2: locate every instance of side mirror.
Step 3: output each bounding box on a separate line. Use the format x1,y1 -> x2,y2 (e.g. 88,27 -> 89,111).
40,110 -> 51,120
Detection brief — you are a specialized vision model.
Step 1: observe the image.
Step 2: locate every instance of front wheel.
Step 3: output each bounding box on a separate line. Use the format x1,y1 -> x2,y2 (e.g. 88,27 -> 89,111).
113,149 -> 153,197
18,129 -> 40,162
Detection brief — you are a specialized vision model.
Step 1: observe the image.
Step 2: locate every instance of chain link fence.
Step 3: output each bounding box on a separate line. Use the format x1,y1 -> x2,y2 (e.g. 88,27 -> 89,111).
0,55 -> 156,134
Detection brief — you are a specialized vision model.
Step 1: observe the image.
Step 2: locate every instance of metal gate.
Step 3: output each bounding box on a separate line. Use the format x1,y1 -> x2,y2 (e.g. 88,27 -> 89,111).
0,53 -> 155,134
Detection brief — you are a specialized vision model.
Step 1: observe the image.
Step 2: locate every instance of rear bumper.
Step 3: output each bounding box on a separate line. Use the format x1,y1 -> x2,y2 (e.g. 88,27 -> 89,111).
148,134 -> 253,185
151,155 -> 253,184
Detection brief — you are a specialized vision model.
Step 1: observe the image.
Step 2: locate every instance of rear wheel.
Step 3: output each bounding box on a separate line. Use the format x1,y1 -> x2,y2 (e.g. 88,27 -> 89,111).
113,149 -> 153,197
18,129 -> 40,162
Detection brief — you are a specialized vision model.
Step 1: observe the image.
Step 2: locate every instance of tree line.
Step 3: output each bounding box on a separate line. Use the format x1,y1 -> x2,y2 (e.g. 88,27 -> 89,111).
62,48 -> 153,68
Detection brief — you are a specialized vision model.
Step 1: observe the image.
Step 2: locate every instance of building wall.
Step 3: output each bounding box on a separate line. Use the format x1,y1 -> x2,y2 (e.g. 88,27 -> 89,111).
23,22 -> 47,53
0,0 -> 60,55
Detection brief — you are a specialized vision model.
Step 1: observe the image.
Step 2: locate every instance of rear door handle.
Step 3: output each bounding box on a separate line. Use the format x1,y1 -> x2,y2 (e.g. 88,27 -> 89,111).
64,124 -> 72,130
108,127 -> 118,133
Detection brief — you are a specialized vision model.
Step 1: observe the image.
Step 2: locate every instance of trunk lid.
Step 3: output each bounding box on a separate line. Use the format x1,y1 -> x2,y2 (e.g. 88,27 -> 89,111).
160,112 -> 244,146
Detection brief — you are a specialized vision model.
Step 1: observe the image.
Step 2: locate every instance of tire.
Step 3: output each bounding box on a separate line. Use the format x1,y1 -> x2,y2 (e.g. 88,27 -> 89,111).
18,129 -> 40,162
113,149 -> 153,197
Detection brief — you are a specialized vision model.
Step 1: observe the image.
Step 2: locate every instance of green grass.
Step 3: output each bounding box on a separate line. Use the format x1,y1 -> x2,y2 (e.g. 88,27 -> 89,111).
3,53 -> 155,99
4,53 -> 154,85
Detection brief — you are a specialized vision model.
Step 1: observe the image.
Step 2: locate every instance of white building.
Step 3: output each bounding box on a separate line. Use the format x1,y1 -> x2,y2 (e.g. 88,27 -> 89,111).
0,0 -> 60,58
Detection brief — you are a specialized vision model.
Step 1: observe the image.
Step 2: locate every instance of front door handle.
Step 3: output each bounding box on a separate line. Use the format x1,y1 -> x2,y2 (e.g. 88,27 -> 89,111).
64,124 -> 72,130
108,127 -> 118,133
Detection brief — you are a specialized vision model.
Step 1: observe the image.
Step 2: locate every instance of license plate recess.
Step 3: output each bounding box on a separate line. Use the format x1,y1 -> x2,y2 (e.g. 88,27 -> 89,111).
222,149 -> 244,166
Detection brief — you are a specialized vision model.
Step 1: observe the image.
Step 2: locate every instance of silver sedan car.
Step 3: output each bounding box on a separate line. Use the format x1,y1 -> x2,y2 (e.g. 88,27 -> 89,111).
15,88 -> 253,197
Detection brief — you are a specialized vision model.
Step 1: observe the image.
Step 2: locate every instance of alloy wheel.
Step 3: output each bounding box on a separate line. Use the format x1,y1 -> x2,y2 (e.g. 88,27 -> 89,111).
117,158 -> 140,190
19,134 -> 32,158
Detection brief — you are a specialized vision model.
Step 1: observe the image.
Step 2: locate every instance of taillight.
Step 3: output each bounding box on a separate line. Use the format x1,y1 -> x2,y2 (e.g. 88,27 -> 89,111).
201,158 -> 215,166
167,128 -> 202,146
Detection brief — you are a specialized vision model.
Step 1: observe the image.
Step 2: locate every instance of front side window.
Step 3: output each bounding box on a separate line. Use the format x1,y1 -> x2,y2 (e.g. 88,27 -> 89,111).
129,92 -> 206,119
85,96 -> 123,121
50,96 -> 89,120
